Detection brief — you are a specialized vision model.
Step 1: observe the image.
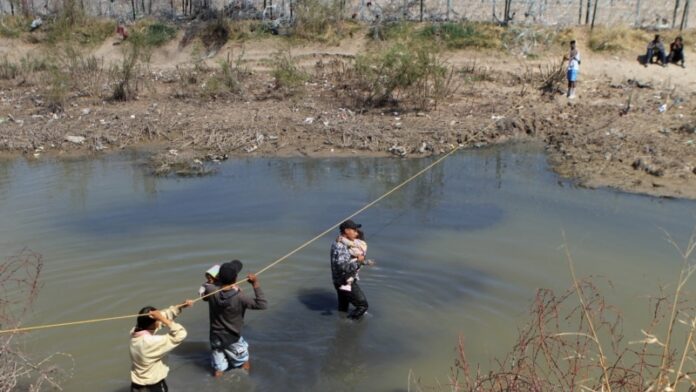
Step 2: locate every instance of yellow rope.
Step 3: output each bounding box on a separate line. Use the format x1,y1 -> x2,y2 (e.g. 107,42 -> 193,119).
0,106 -> 514,335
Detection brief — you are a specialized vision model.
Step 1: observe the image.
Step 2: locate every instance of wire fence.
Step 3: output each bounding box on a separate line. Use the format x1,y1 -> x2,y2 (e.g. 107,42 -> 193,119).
0,0 -> 693,29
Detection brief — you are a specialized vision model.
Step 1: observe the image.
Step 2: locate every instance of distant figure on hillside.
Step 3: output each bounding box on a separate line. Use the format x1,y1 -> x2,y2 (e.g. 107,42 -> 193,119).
668,36 -> 685,68
644,34 -> 667,67
202,260 -> 267,376
564,40 -> 581,99
129,300 -> 193,392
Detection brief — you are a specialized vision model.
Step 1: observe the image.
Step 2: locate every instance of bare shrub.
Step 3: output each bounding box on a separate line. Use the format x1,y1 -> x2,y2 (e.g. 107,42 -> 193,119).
110,40 -> 145,101
271,49 -> 308,95
422,232 -> 696,392
0,56 -> 19,80
0,249 -> 72,391
291,0 -> 348,42
55,46 -> 105,97
44,69 -> 69,113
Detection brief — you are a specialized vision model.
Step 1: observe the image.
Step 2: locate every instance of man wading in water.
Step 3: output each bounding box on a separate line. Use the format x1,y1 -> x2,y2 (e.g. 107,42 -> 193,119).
331,220 -> 369,320
202,260 -> 267,376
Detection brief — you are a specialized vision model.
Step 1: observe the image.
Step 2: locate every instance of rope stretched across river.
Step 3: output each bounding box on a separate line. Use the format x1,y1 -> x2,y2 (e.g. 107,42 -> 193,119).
0,107 -> 516,335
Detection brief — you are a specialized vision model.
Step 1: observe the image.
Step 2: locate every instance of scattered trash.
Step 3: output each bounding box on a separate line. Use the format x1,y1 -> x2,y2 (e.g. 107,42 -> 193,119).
29,18 -> 42,31
388,145 -> 406,157
81,108 -> 91,115
687,140 -> 694,146
244,144 -> 258,153
416,112 -> 425,117
130,114 -> 136,119
168,149 -> 178,156
303,117 -> 314,124
627,79 -> 653,89
658,104 -> 667,113
491,115 -> 505,121
0,117 -> 6,124
64,135 -> 86,144
417,142 -> 431,153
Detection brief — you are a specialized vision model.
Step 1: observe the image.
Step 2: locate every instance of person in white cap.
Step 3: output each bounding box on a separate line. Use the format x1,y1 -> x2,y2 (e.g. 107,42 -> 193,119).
198,264 -> 220,297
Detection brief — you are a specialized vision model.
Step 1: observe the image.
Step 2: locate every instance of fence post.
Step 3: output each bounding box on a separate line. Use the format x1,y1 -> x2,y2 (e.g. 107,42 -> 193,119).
446,0 -> 450,21
419,0 -> 423,22
590,0 -> 599,30
585,0 -> 591,24
681,0 -> 691,30
578,0 -> 583,24
673,0 -> 681,27
635,0 -> 641,27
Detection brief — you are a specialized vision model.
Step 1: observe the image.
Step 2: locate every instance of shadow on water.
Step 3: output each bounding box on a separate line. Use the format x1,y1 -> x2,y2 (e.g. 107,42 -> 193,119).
297,288 -> 337,316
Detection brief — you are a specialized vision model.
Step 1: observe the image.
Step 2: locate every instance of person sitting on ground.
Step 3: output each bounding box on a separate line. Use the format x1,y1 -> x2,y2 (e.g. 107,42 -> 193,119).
202,260 -> 267,376
669,36 -> 685,68
198,264 -> 220,297
337,229 -> 374,292
645,34 -> 667,67
129,300 -> 194,392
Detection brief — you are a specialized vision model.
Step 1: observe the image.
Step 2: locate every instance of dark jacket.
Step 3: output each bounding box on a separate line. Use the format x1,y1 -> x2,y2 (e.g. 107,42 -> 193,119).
330,239 -> 360,286
202,283 -> 267,347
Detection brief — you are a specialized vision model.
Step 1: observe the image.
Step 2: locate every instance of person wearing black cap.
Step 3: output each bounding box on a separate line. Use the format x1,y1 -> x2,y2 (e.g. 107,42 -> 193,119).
330,219 -> 369,320
202,259 -> 267,376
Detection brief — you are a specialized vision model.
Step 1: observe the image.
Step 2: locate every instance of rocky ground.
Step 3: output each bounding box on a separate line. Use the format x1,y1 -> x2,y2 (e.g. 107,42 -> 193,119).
1,32 -> 695,198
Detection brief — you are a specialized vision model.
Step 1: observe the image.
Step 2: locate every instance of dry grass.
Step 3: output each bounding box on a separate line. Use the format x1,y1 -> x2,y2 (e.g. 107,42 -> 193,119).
0,249 -> 73,391
412,230 -> 696,391
588,26 -> 653,52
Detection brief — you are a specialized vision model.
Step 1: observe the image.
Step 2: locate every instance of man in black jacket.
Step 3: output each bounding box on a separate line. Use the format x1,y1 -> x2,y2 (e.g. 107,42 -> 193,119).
330,220 -> 369,320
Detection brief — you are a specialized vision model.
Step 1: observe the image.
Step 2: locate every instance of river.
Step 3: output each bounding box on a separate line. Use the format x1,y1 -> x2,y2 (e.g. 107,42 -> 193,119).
1,143 -> 694,391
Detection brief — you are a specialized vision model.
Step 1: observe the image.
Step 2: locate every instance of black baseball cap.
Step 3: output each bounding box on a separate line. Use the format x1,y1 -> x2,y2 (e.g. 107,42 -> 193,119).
339,219 -> 362,232
218,260 -> 243,285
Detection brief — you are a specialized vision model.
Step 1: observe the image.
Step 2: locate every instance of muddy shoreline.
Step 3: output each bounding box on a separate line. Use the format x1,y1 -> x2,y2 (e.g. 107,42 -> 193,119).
1,35 -> 695,198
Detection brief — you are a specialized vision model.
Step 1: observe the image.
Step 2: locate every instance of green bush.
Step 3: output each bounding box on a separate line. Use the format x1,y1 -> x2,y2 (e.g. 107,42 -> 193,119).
271,50 -> 307,93
291,0 -> 355,42
420,22 -> 501,49
338,43 -> 455,109
144,22 -> 177,47
0,16 -> 29,38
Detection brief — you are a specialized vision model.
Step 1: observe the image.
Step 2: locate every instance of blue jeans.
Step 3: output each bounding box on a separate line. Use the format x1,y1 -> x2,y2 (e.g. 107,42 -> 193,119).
646,48 -> 666,64
211,336 -> 249,371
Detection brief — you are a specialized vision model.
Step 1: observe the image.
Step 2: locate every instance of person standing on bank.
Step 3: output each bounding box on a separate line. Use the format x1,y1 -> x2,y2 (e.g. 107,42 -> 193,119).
331,220 -> 369,320
565,40 -> 581,99
129,300 -> 194,392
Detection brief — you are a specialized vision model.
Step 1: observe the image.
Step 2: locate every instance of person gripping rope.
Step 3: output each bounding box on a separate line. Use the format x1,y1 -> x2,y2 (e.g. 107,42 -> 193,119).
129,300 -> 194,392
202,260 -> 267,376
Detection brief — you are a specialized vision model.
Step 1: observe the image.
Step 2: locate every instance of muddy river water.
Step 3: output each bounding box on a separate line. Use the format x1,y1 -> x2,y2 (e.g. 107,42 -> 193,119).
1,144 -> 695,391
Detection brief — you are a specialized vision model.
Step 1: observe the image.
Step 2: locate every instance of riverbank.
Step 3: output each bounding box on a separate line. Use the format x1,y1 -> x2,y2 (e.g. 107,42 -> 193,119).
1,20 -> 695,198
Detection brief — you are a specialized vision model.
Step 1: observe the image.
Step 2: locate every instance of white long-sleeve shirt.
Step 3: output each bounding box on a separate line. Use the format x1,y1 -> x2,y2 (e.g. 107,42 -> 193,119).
129,306 -> 187,386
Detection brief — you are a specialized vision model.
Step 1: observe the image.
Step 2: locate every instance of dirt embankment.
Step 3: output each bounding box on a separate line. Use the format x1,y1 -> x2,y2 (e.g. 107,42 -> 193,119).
1,33 -> 695,198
